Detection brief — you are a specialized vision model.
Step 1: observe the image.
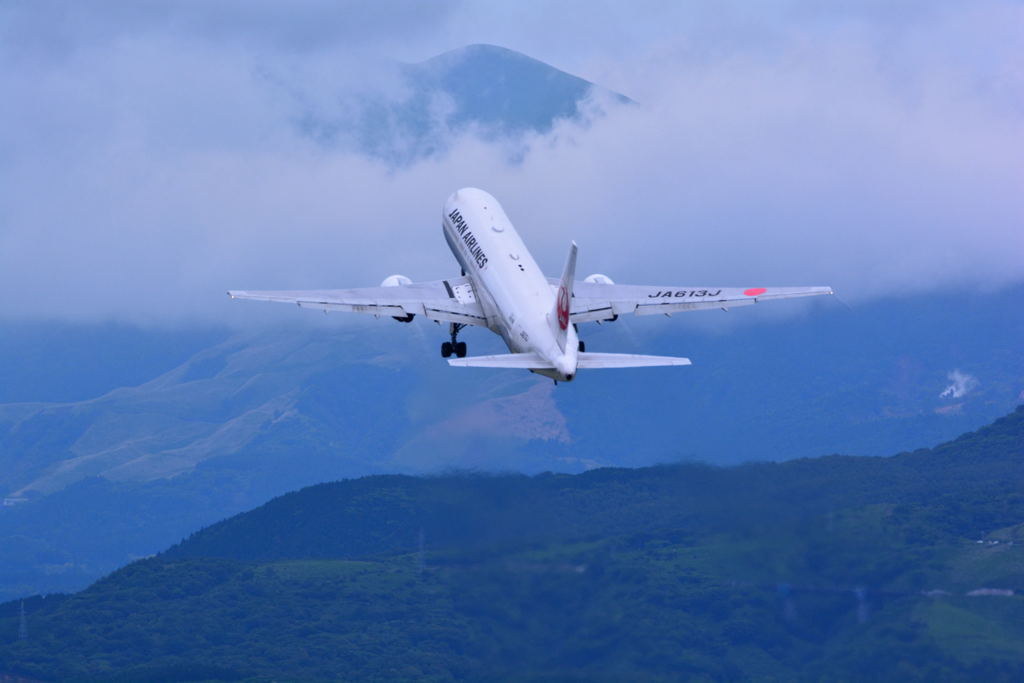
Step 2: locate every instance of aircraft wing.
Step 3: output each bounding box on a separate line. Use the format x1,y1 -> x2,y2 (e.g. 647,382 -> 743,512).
554,280 -> 834,323
228,276 -> 487,326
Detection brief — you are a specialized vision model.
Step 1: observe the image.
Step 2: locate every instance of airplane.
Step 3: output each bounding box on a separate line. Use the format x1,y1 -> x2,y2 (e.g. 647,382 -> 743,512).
228,187 -> 833,383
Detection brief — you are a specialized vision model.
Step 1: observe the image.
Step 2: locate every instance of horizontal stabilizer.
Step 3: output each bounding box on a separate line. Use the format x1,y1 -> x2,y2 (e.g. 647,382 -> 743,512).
576,352 -> 691,369
448,353 -> 554,369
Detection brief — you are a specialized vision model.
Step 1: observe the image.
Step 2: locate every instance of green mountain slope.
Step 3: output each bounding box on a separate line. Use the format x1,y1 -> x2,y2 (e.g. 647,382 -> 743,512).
1,408 -> 1021,681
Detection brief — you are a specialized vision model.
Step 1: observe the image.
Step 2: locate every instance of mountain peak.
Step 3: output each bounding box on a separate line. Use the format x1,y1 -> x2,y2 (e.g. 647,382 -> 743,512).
425,43 -> 529,63
419,43 -> 566,75
404,43 -> 629,135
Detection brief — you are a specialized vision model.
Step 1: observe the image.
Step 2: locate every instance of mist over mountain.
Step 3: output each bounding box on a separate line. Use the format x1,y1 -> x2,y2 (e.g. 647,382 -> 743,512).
296,43 -> 630,162
5,15 -> 1019,324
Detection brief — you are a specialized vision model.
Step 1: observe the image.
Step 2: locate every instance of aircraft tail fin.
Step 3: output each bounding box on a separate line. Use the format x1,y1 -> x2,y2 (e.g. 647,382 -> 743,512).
447,352 -> 554,369
576,352 -> 692,369
550,241 -> 577,352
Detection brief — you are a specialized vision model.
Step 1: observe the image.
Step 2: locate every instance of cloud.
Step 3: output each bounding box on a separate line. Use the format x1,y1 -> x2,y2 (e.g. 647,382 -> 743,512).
0,1 -> 1021,325
940,370 -> 980,400
0,0 -> 455,58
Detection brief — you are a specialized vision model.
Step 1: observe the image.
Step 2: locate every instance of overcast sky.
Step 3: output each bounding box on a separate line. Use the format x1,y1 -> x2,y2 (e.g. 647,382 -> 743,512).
1,0 -> 1021,325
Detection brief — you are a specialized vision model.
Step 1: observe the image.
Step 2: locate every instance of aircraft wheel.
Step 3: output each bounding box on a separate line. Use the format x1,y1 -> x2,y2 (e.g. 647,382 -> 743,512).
455,341 -> 467,358
441,341 -> 453,358
578,340 -> 586,352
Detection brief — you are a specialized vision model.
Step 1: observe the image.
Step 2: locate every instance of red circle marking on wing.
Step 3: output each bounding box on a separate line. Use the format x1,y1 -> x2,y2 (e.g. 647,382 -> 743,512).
744,287 -> 767,297
557,287 -> 570,330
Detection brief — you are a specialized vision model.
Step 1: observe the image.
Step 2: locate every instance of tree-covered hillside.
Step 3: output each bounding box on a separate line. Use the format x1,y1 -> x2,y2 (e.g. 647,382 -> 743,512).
1,408 -> 1021,681
164,404 -> 1023,565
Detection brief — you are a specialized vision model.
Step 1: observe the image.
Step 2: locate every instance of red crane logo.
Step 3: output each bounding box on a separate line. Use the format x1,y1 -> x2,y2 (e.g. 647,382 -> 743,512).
557,286 -> 570,330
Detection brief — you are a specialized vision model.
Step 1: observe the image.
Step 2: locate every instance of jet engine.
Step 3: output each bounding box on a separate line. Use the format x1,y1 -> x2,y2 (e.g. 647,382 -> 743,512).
380,274 -> 413,288
380,274 -> 415,322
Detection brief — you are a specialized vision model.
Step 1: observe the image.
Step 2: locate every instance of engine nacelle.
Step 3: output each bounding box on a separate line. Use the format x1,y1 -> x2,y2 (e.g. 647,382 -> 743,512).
380,274 -> 413,288
380,274 -> 415,322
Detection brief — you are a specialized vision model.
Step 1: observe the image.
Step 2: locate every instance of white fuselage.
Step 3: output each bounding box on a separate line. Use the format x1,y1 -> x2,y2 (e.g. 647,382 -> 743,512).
442,188 -> 579,381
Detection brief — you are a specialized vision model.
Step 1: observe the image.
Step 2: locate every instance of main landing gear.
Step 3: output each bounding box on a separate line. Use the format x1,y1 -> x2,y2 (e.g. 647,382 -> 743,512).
441,323 -> 467,358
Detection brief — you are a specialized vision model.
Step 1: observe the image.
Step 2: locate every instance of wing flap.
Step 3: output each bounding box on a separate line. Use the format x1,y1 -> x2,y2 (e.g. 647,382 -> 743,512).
562,281 -> 834,322
422,305 -> 487,326
568,305 -> 617,323
228,277 -> 488,326
293,300 -> 406,316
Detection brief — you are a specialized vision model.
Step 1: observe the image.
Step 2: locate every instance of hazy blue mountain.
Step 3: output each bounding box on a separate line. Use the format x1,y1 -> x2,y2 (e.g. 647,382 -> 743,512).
0,285 -> 1021,601
298,43 -> 631,161
4,286 -> 1021,503
0,322 -> 226,404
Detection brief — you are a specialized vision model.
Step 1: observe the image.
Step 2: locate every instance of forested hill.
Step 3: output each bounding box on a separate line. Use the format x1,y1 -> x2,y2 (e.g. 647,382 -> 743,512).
165,405 -> 1024,563
1,408 -> 1021,681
